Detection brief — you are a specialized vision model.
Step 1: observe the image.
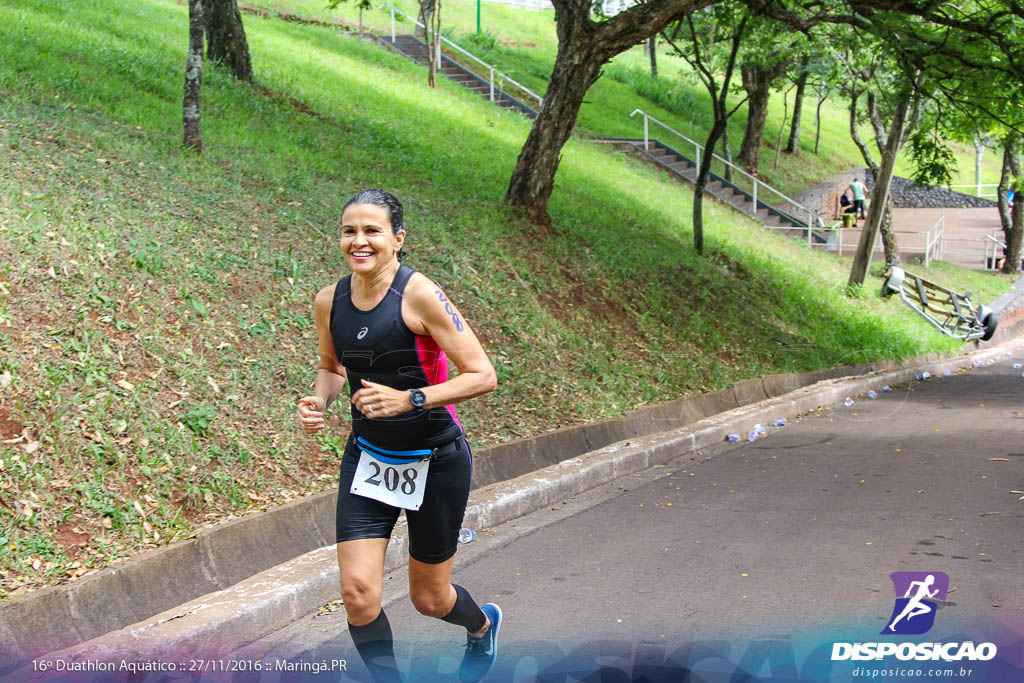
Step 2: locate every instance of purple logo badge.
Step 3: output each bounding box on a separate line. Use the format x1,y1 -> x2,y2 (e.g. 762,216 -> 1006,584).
882,572 -> 949,635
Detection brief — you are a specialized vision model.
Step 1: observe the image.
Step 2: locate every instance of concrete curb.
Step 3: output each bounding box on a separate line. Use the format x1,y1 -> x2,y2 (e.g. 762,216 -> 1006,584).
23,337 -> 1024,671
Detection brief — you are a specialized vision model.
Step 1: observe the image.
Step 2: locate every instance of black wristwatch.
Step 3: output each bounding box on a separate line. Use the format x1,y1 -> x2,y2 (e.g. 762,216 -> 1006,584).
409,388 -> 427,409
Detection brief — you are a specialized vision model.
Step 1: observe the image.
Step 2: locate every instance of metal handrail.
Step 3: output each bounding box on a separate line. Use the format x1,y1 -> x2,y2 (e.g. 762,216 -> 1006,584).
923,215 -> 944,266
945,183 -> 999,198
629,109 -> 819,235
984,232 -> 1006,270
380,2 -> 543,109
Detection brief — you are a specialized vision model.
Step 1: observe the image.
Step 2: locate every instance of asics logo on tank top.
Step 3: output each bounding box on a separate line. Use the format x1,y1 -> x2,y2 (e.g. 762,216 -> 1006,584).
357,327 -> 369,340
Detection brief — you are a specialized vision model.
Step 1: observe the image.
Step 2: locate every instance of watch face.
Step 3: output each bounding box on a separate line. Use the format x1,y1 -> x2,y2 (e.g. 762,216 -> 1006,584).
410,389 -> 426,408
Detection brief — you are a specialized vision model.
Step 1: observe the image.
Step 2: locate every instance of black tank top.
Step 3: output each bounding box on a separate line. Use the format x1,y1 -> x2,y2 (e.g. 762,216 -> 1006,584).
329,265 -> 462,450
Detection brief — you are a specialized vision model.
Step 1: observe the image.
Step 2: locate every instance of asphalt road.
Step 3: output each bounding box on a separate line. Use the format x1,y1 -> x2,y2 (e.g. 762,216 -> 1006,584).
235,356 -> 1024,682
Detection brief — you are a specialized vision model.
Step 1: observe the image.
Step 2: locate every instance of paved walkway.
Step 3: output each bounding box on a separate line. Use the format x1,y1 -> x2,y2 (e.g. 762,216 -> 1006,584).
825,208 -> 1002,271
237,353 -> 1024,682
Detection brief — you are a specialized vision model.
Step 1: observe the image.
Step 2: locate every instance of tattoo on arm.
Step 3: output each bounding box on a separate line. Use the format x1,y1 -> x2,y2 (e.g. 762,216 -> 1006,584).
435,290 -> 465,332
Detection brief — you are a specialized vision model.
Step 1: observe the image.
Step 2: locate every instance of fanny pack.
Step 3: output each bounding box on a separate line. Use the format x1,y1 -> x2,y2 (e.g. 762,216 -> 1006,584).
355,435 -> 463,464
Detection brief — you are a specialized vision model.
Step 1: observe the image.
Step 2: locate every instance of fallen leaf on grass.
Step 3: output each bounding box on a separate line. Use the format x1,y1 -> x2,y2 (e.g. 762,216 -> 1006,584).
206,376 -> 220,394
116,379 -> 135,392
22,441 -> 39,454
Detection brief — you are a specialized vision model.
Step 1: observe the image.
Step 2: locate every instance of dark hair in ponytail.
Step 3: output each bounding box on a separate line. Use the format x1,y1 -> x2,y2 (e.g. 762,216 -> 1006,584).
343,188 -> 408,261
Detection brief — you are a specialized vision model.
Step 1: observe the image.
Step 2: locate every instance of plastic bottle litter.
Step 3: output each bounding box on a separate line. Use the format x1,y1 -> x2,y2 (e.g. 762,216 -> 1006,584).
754,423 -> 767,435
987,360 -> 995,366
457,528 -> 477,544
881,385 -> 891,392
973,360 -> 983,368
844,397 -> 855,407
1014,364 -> 1022,369
943,369 -> 952,376
915,374 -> 923,380
773,418 -> 787,427
747,431 -> 759,442
726,434 -> 741,442
867,390 -> 877,399
922,371 -> 931,379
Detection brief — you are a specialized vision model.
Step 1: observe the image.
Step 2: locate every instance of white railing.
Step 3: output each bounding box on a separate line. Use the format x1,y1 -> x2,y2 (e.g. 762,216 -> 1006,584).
381,2 -> 543,110
984,232 -> 1006,270
945,183 -> 999,199
923,215 -> 944,266
629,109 -> 819,241
484,0 -> 553,10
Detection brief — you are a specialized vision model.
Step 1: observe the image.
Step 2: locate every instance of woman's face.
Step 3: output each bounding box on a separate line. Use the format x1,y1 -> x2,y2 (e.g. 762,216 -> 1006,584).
340,203 -> 405,275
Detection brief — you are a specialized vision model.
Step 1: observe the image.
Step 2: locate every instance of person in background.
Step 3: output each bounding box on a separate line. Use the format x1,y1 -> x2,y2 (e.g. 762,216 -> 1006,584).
846,177 -> 868,220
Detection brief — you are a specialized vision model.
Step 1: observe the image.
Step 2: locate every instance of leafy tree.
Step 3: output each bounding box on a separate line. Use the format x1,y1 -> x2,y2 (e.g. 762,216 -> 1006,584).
661,5 -> 751,253
504,0 -> 718,225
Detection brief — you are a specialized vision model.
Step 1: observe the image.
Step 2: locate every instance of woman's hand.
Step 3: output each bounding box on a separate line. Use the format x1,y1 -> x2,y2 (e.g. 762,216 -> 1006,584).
351,379 -> 411,419
297,395 -> 327,434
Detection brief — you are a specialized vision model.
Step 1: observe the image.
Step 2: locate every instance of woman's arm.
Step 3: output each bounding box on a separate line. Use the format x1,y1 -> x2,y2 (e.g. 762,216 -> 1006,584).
349,274 -> 496,418
297,285 -> 347,434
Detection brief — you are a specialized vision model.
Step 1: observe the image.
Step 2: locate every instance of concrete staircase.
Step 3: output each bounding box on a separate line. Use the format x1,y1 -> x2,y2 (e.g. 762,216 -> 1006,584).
598,137 -> 828,244
373,34 -> 539,119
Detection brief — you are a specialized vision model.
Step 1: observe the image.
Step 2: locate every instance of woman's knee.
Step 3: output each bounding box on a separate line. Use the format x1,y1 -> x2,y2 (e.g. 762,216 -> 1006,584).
409,584 -> 453,619
341,575 -> 383,615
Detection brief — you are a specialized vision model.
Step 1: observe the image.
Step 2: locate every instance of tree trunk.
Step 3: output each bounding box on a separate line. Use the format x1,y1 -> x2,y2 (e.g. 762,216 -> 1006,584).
424,0 -> 442,88
814,79 -> 826,154
693,119 -> 729,254
785,58 -> 809,154
973,134 -> 985,196
504,0 -> 714,223
997,143 -> 1012,235
879,192 -> 900,267
649,35 -> 658,78
848,95 -> 910,288
505,38 -> 603,225
848,93 -> 879,174
184,0 -> 205,152
204,0 -> 252,81
416,0 -> 434,39
773,85 -> 789,169
1002,142 -> 1023,274
737,63 -> 771,171
737,56 -> 790,171
720,125 -> 733,182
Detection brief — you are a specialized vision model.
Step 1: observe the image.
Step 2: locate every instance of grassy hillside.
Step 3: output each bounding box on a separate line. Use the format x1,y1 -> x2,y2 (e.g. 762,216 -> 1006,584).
0,0 -> 1013,598
270,0 -> 1004,195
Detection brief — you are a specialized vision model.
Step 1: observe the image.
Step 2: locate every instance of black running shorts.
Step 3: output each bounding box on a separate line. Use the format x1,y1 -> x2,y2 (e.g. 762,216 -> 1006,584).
335,432 -> 472,564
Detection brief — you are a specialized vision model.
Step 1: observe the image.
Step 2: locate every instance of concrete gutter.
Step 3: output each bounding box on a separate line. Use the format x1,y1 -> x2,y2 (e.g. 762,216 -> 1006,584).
15,333 -> 1024,672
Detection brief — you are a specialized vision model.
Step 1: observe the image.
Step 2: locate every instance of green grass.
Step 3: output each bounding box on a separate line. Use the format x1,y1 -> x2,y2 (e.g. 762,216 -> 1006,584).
0,0 -> 1014,599
277,0 -> 1003,195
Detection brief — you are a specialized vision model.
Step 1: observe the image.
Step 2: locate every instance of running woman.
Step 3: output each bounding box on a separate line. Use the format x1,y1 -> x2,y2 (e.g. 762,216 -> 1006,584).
297,189 -> 501,682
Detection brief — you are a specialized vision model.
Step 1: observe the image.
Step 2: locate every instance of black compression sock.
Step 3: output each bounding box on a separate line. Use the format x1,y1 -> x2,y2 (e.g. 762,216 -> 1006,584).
440,584 -> 487,634
349,610 -> 402,683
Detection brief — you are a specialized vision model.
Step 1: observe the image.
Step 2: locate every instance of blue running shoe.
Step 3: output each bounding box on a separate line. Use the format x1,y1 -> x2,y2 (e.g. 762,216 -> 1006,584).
458,603 -> 502,682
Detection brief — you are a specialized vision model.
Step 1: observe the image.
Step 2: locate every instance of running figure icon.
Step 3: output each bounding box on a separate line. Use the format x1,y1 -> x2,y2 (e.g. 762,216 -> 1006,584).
887,574 -> 939,632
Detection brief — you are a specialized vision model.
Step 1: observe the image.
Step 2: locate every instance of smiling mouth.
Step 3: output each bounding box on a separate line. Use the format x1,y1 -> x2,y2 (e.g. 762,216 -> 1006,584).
351,251 -> 374,259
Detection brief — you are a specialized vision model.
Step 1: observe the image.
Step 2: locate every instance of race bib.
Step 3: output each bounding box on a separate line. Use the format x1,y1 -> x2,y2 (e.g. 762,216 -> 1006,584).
351,450 -> 429,510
